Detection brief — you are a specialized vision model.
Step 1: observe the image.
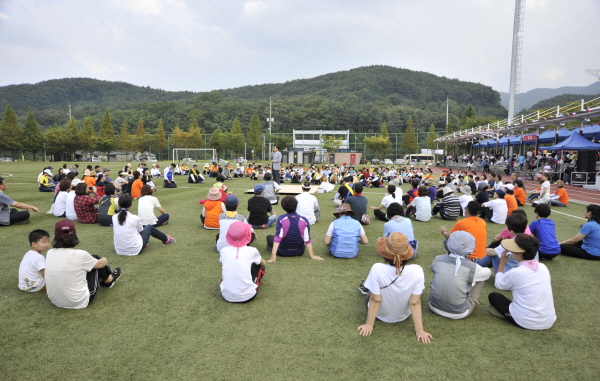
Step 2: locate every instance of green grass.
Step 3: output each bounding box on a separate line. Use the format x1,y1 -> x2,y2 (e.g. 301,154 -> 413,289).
1,161 -> 598,380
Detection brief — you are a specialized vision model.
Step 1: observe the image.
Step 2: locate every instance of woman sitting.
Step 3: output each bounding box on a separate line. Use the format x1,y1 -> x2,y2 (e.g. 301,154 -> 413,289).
112,195 -> 175,256
488,234 -> 556,330
406,186 -> 432,222
382,202 -> 417,258
369,185 -> 398,222
130,171 -> 144,199
73,183 -> 100,224
559,204 -> 600,260
201,188 -> 226,230
138,184 -> 170,227
97,183 -> 119,226
357,232 -> 432,343
53,178 -> 72,218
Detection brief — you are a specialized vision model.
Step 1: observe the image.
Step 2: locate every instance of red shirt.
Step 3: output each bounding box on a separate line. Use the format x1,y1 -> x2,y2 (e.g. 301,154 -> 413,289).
74,194 -> 100,223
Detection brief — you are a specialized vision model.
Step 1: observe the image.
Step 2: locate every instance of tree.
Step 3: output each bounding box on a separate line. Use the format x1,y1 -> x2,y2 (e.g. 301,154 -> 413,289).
171,125 -> 187,148
154,119 -> 168,159
187,118 -> 205,149
362,121 -> 392,159
425,124 -> 438,151
380,121 -> 390,139
209,127 -> 225,158
0,105 -> 23,157
247,114 -> 263,155
22,111 -> 44,161
80,116 -> 96,159
400,118 -> 418,154
45,125 -> 70,161
135,119 -> 150,153
271,135 -> 292,152
460,104 -> 477,130
321,135 -> 343,152
97,109 -> 114,156
65,117 -> 80,160
118,120 -> 137,160
227,117 -> 245,156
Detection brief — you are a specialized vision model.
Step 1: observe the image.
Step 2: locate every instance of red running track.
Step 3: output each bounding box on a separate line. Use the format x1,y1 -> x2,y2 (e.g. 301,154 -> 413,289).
429,167 -> 600,206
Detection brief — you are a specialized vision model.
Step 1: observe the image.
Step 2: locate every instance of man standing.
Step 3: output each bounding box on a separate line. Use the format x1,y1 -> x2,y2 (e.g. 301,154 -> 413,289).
163,163 -> 177,188
0,177 -> 40,225
271,145 -> 282,184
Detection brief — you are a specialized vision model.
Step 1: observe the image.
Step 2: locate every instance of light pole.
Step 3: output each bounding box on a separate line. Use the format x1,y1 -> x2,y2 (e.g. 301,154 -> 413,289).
266,96 -> 274,154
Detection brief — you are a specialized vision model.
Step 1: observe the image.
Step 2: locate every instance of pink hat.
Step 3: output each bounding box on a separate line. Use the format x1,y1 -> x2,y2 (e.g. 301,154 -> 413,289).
226,221 -> 253,248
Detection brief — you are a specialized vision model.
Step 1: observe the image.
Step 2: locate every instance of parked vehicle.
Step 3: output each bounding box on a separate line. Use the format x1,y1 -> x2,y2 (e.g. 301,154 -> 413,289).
234,157 -> 248,163
181,158 -> 196,162
395,154 -> 435,165
91,157 -> 101,162
0,157 -> 13,162
370,158 -> 381,164
383,159 -> 393,165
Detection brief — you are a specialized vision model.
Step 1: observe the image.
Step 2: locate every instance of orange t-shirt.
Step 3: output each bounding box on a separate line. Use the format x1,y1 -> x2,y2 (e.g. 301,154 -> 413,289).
450,216 -> 487,259
131,179 -> 143,199
556,188 -> 568,205
85,176 -> 96,188
514,187 -> 526,205
203,200 -> 223,229
504,194 -> 518,215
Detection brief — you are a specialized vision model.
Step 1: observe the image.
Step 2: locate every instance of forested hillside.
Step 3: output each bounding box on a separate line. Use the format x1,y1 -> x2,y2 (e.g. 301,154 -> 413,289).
520,93 -> 600,114
0,65 -> 506,137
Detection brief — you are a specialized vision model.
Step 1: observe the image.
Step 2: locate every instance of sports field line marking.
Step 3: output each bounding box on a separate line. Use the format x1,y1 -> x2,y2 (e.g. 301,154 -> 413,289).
550,209 -> 586,220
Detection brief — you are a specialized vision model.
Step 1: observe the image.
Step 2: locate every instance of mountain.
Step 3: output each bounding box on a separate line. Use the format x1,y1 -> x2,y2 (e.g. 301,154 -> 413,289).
499,81 -> 600,112
0,65 -> 506,134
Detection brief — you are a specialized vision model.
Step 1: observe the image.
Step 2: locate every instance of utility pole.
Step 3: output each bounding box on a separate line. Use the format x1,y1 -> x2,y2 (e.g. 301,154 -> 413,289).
267,96 -> 274,153
508,0 -> 525,125
446,96 -> 449,127
67,102 -> 72,120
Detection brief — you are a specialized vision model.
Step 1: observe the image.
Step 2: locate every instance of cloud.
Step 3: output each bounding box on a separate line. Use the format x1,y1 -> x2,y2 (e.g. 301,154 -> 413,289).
0,12 -> 9,19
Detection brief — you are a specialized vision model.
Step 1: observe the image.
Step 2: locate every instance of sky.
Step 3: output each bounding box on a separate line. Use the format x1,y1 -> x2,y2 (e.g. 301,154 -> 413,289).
1,0 -> 599,94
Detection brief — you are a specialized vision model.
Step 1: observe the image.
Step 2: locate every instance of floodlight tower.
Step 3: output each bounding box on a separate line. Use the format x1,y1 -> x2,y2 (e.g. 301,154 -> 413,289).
585,69 -> 600,80
507,0 -> 525,125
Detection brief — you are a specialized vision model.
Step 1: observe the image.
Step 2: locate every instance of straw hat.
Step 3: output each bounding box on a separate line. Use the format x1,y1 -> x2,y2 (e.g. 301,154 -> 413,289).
376,232 -> 414,273
333,203 -> 354,217
460,185 -> 472,195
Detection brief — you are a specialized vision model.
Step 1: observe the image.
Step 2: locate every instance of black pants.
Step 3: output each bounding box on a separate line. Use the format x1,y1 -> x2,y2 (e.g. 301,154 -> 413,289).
266,235 -> 305,256
488,292 -> 524,329
373,209 -> 388,221
0,209 -> 31,226
539,251 -> 559,261
164,180 -> 177,188
560,241 -> 600,260
273,170 -> 280,184
87,255 -> 113,304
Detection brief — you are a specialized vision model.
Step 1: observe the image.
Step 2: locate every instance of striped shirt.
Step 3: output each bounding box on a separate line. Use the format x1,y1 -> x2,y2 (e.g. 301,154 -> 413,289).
437,194 -> 461,220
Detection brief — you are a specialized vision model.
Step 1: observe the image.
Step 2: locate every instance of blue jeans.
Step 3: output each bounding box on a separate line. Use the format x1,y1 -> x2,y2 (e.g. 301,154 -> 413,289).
251,214 -> 277,229
550,200 -> 566,207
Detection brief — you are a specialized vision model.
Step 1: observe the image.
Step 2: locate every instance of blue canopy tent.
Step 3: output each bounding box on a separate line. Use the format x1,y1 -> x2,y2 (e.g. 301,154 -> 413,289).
582,124 -> 600,140
543,131 -> 600,150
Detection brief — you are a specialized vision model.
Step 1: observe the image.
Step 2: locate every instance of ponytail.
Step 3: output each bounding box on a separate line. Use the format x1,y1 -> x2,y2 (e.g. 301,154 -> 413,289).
388,184 -> 396,198
117,194 -> 133,226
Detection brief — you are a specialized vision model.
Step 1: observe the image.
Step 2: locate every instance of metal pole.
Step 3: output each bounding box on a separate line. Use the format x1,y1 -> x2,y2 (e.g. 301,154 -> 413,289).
507,0 -> 524,123
268,96 -> 272,154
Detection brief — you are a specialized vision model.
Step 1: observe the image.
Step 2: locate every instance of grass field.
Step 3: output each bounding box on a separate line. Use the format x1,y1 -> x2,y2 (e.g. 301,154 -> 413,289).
1,161 -> 599,380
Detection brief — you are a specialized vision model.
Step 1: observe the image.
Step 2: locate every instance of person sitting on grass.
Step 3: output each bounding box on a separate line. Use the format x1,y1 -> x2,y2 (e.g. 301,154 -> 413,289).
247,184 -> 277,229
402,179 -> 420,206
370,185 -> 398,222
73,183 -> 100,224
478,211 -> 533,274
324,203 -> 368,259
216,195 -> 252,252
266,196 -> 324,263
356,232 -> 432,343
219,221 -> 266,303
475,183 -> 489,205
163,163 -> 177,188
513,180 -> 526,206
530,173 -> 551,206
480,189 -> 508,224
295,181 -> 320,225
503,183 -> 518,215
458,185 -> 474,216
212,174 -> 231,201
18,229 -> 51,292
549,180 -> 568,207
112,195 -> 175,256
45,220 -> 122,309
138,184 -> 170,227
39,171 -> 56,192
188,164 -> 204,184
431,187 -> 460,220
130,171 -> 143,199
383,202 -> 417,258
405,185 -> 432,222
53,178 -> 72,218
529,204 -> 560,261
559,204 -> 600,260
344,183 -> 369,224
429,231 -> 492,319
332,176 -> 354,206
97,183 -> 119,227
201,188 -> 226,230
488,234 -> 556,330
262,172 -> 281,205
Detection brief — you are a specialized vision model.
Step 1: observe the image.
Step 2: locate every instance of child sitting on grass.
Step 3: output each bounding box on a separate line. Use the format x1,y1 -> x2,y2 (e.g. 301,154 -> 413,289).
18,229 -> 51,292
529,203 -> 561,260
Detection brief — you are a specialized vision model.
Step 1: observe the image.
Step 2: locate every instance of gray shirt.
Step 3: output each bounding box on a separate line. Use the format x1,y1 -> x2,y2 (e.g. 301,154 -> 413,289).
271,151 -> 282,170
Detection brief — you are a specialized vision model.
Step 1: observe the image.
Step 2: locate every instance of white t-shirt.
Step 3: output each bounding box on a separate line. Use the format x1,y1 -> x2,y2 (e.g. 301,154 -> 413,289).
539,181 -> 551,202
138,195 -> 161,226
18,250 -> 46,292
295,192 -> 320,225
483,198 -> 508,224
65,191 -> 77,220
112,212 -> 144,256
219,245 -> 262,302
411,196 -> 431,222
379,193 -> 397,209
495,263 -> 556,329
45,248 -> 98,309
458,194 -> 474,215
216,213 -> 248,252
54,191 -> 69,217
364,263 -> 425,323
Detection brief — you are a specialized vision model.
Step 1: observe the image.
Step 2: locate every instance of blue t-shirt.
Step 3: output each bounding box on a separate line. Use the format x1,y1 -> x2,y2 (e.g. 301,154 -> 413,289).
529,218 -> 560,254
581,221 -> 600,256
